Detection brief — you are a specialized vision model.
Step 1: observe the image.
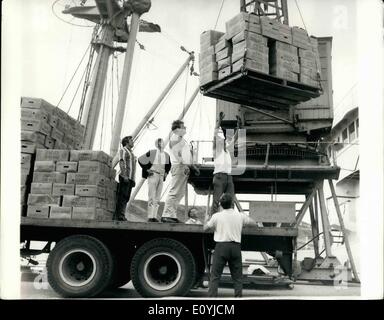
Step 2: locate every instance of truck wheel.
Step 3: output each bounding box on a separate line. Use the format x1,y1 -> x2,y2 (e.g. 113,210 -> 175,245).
130,238 -> 196,297
46,235 -> 113,297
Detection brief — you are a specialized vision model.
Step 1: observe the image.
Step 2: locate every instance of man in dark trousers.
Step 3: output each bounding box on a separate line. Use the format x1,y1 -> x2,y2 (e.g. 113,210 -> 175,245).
204,193 -> 256,297
115,136 -> 136,221
138,138 -> 171,222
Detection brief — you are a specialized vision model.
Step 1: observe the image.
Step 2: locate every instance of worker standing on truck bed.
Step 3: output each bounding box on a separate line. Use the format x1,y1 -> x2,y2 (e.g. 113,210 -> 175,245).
115,136 -> 136,221
161,120 -> 200,223
204,193 -> 256,297
138,138 -> 171,222
211,112 -> 237,215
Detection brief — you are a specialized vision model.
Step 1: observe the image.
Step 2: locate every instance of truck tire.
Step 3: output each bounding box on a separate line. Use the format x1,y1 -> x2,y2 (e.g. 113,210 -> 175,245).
130,238 -> 196,297
46,235 -> 113,297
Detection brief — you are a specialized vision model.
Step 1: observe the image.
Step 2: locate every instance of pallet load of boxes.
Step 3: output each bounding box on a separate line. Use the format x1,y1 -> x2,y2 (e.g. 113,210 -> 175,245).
20,97 -> 117,220
199,12 -> 321,88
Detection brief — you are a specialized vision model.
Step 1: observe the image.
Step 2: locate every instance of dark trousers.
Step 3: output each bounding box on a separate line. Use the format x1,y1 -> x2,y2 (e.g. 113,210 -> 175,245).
115,176 -> 134,219
211,173 -> 235,214
208,242 -> 243,298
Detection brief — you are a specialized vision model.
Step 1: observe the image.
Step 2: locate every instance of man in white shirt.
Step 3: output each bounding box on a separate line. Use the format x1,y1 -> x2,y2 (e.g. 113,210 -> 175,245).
204,193 -> 256,297
211,112 -> 235,215
138,138 -> 171,222
161,120 -> 200,223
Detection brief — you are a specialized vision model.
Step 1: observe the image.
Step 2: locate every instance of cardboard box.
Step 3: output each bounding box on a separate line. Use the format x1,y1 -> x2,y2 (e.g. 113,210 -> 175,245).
21,174 -> 29,185
48,115 -> 58,128
56,161 -> 78,173
21,131 -> 46,144
271,41 -> 298,54
218,66 -> 232,80
109,168 -> 117,179
75,185 -> 106,199
49,206 -> 72,219
217,56 -> 231,70
31,182 -> 53,195
299,57 -> 317,69
27,206 -> 50,218
298,48 -> 317,59
53,140 -> 68,150
21,141 -> 45,154
233,40 -> 269,55
36,149 -> 70,161
62,134 -> 74,147
226,12 -> 260,27
43,136 -> 55,149
62,195 -> 103,208
51,128 -> 64,141
52,183 -> 75,196
27,194 -> 60,206
214,38 -> 231,53
21,108 -> 49,122
200,30 -> 225,48
21,119 -> 52,136
199,46 -> 215,61
34,161 -> 56,172
232,30 -> 268,45
215,47 -> 231,61
66,172 -> 108,186
270,59 -> 300,73
232,59 -> 269,74
226,20 -> 262,40
232,48 -> 269,65
32,172 -> 66,183
71,207 -> 113,220
271,66 -> 299,82
21,97 -> 54,110
110,180 -> 118,191
107,199 -> 117,211
299,74 -> 320,87
300,66 -> 318,78
78,161 -> 110,176
21,153 -> 32,168
199,71 -> 218,86
70,150 -> 110,164
21,186 -> 27,205
270,49 -> 299,64
199,62 -> 218,74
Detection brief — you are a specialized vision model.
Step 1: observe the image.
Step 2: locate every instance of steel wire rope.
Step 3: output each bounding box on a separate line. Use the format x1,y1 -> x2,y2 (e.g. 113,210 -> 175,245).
67,65 -> 88,114
213,0 -> 226,30
294,0 -> 323,91
56,43 -> 91,108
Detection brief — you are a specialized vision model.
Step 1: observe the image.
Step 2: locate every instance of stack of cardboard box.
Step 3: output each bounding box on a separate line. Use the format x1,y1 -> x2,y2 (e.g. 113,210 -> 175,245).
298,36 -> 321,88
20,97 -> 86,217
199,30 -> 224,86
26,149 -> 117,221
199,14 -> 321,89
270,41 -> 300,82
21,97 -> 85,153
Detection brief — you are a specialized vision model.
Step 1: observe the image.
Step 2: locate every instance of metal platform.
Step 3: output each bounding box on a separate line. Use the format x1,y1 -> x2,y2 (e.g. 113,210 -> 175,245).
200,69 -> 321,110
189,164 -> 340,195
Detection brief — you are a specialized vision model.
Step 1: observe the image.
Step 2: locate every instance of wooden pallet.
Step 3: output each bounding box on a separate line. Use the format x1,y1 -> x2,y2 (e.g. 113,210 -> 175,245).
201,69 -> 321,110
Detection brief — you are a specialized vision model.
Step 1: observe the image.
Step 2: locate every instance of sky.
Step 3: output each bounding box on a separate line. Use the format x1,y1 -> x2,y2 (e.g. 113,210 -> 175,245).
2,0 -> 383,298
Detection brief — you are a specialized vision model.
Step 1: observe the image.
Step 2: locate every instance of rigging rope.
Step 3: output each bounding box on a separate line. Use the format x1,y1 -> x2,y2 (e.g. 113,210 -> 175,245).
57,43 -> 91,108
213,0 -> 226,29
67,65 -> 87,114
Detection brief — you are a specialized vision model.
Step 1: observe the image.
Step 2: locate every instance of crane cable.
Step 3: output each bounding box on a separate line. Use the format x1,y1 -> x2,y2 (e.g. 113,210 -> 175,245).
294,0 -> 323,91
214,0 -> 226,29
56,42 -> 91,109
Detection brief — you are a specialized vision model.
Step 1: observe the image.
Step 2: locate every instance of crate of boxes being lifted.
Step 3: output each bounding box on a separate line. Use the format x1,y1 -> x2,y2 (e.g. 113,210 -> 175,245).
20,97 -> 117,221
199,13 -> 323,109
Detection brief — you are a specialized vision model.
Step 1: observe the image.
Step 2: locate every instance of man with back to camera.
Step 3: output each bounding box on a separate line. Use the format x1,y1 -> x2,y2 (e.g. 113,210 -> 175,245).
161,119 -> 200,223
211,112 -> 236,215
204,193 -> 256,297
115,136 -> 136,221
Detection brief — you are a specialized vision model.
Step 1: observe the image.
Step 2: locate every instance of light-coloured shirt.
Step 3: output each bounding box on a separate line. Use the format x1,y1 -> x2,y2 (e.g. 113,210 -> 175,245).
185,218 -> 202,225
213,148 -> 232,174
149,150 -> 166,175
205,208 -> 254,243
169,133 -> 192,165
119,146 -> 136,181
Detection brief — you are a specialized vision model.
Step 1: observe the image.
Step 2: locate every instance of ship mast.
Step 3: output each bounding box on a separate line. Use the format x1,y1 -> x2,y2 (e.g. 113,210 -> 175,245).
63,0 -> 151,152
